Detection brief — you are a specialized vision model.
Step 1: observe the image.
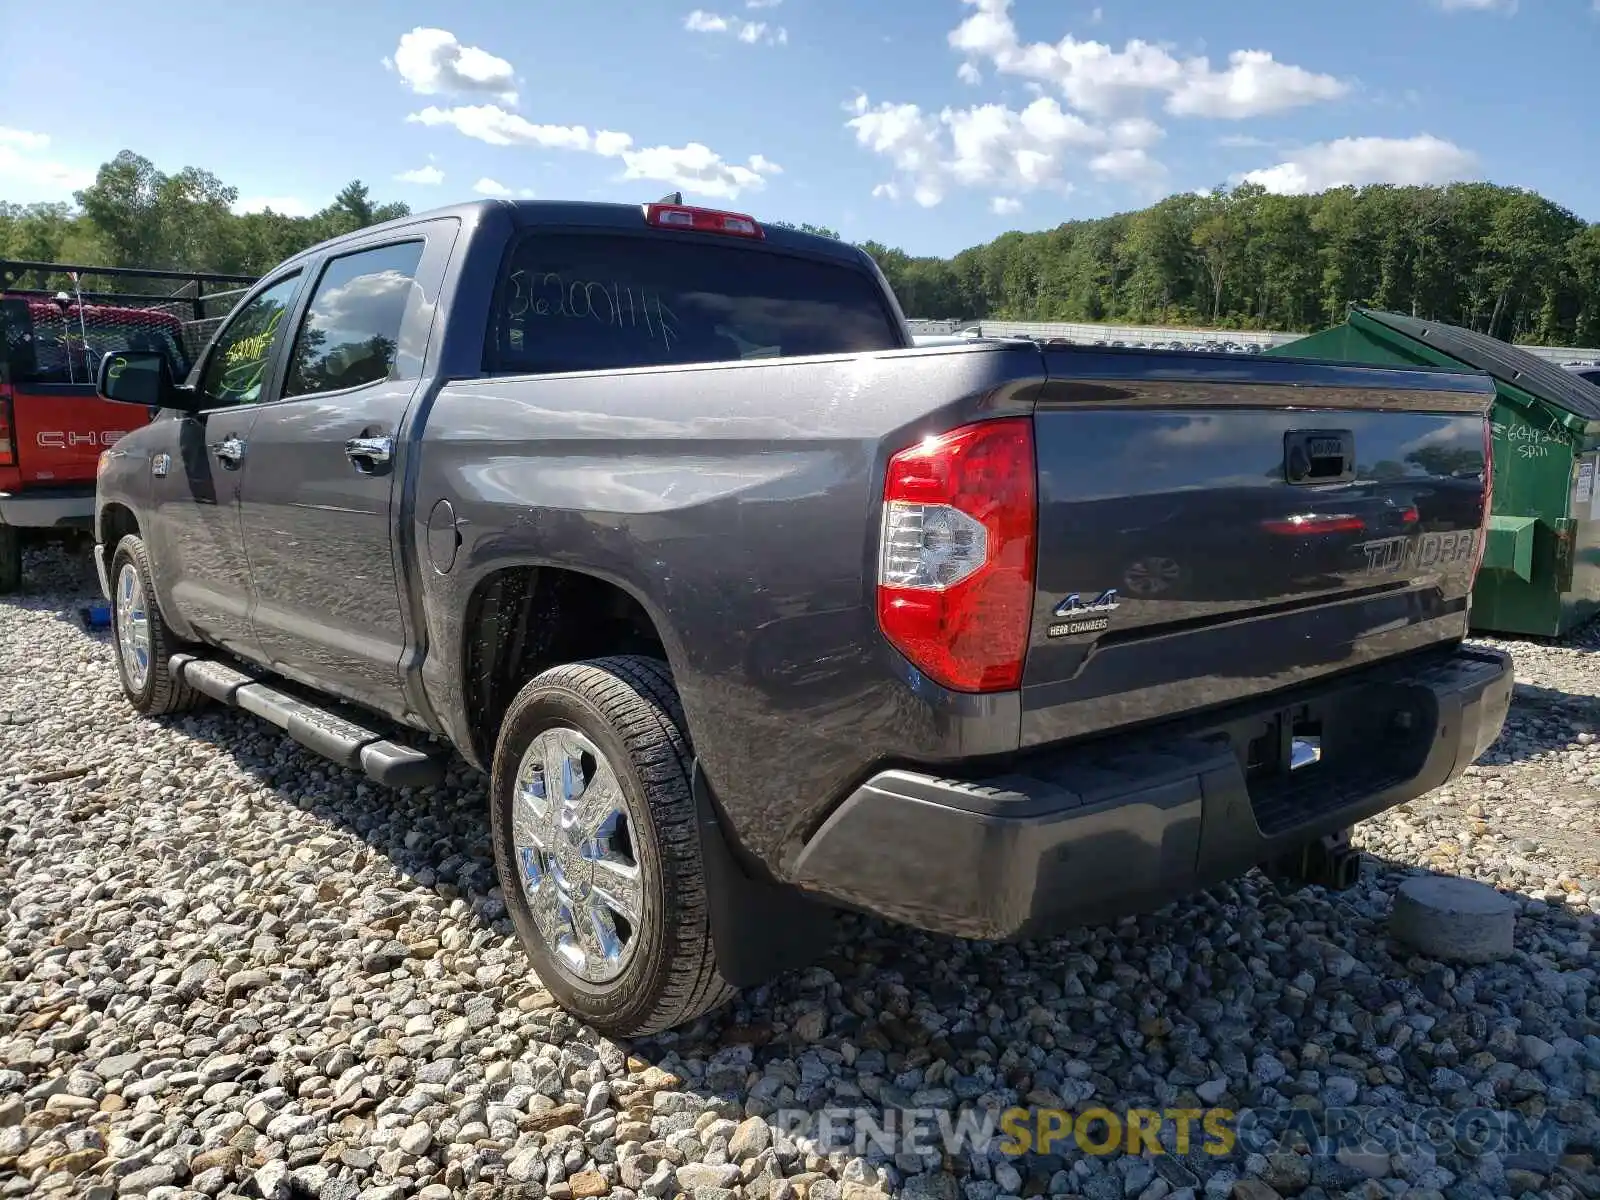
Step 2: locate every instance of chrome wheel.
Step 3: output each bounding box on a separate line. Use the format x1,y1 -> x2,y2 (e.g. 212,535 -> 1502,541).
115,562 -> 151,690
513,728 -> 643,984
1123,555 -> 1183,596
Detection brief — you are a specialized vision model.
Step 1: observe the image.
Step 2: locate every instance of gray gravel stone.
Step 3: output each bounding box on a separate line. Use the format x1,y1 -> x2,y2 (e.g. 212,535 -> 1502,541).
1390,875 -> 1517,962
3,535 -> 1600,1200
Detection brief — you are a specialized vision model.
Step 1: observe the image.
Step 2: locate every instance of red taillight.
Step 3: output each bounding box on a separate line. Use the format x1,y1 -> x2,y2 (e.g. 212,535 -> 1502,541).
0,386 -> 14,468
1260,513 -> 1367,536
876,418 -> 1036,692
1401,506 -> 1420,524
643,203 -> 764,239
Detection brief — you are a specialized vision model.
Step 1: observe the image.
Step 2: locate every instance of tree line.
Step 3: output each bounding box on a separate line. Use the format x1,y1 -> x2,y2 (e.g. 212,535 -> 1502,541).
0,151 -> 410,293
5,151 -> 1598,346
863,183 -> 1600,347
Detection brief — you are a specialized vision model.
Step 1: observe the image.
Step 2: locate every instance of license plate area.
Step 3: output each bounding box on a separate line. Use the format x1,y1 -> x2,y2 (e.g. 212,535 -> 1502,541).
1223,682 -> 1436,835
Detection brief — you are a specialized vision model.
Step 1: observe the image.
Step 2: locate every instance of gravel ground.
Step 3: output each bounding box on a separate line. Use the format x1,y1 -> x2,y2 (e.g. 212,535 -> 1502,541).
2,543 -> 1597,1200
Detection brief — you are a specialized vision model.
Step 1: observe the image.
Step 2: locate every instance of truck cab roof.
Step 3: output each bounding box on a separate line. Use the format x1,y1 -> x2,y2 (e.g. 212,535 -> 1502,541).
277,198 -> 873,275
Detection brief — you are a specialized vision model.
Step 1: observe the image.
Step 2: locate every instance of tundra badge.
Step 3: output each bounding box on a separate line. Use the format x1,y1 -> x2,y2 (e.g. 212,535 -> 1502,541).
1048,589 -> 1119,638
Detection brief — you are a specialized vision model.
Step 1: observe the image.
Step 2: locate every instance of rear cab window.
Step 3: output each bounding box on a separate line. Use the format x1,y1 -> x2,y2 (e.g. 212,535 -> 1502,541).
1,298 -> 191,388
487,233 -> 903,376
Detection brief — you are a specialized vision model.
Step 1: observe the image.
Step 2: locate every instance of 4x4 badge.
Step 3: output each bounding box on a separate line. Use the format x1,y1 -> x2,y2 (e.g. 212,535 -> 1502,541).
1054,589 -> 1119,616
1047,589 -> 1119,639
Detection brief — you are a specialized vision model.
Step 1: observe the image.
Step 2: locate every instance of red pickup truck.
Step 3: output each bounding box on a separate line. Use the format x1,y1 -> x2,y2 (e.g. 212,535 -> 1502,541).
0,262 -> 254,591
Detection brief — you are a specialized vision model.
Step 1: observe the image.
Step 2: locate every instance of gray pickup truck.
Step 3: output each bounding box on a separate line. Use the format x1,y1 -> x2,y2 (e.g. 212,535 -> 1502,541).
91,198 -> 1512,1036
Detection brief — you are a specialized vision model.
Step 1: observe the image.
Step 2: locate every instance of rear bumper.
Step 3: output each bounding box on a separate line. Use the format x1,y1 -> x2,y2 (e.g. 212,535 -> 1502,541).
790,644 -> 1512,940
0,485 -> 95,532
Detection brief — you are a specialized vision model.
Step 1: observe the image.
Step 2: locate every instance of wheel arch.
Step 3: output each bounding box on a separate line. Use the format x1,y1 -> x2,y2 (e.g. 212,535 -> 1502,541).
458,562 -> 687,768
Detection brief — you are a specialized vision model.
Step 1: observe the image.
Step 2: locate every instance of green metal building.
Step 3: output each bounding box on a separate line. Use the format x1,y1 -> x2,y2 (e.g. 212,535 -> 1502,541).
1268,307 -> 1600,637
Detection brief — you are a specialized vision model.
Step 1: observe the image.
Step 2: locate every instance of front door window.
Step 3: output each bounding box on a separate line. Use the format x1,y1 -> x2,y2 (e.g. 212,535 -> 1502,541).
197,274 -> 302,408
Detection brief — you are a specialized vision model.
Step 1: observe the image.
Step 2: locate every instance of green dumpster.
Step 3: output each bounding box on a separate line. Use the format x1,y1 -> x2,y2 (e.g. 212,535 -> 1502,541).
1267,306 -> 1600,637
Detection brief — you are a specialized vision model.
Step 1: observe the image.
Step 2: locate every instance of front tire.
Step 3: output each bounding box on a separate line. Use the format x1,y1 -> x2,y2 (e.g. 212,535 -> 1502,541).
490,656 -> 735,1037
109,535 -> 201,716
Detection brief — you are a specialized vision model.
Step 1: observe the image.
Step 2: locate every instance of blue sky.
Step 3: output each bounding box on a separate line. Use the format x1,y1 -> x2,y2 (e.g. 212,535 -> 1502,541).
1,0 -> 1595,257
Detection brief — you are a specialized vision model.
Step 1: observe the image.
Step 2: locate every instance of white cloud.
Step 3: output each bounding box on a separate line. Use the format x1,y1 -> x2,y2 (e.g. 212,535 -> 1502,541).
849,0 -> 1361,204
949,0 -> 1347,119
408,104 -> 595,150
395,165 -> 445,185
1165,50 -> 1349,119
1089,146 -> 1165,184
398,29 -> 779,202
684,9 -> 787,44
474,178 -> 513,197
991,196 -> 1022,215
1215,133 -> 1272,149
0,130 -> 95,199
1435,0 -> 1516,10
847,92 -> 1156,206
746,0 -> 782,6
389,28 -> 518,103
410,102 -> 779,200
234,196 -> 314,217
1109,117 -> 1164,149
0,126 -> 51,151
616,143 -> 781,200
847,97 -> 950,207
594,130 -> 635,157
1089,6 -> 1103,22
1239,135 -> 1479,194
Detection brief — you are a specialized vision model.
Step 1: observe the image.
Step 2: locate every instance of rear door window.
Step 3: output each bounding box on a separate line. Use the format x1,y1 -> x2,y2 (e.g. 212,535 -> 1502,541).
488,233 -> 902,376
283,241 -> 426,398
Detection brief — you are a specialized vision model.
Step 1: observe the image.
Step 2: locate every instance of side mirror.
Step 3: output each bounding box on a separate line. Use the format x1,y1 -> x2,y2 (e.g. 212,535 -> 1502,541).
96,349 -> 197,412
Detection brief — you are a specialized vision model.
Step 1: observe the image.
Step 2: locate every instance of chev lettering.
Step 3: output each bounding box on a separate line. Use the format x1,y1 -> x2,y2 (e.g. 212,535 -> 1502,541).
38,430 -> 128,449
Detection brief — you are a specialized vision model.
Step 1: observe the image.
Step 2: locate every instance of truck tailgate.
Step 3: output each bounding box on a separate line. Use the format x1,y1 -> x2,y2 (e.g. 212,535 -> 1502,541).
8,385 -> 141,484
1022,351 -> 1495,746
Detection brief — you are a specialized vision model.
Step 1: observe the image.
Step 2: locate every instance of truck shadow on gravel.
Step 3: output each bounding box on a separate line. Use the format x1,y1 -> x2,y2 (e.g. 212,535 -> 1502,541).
1477,680 -> 1600,765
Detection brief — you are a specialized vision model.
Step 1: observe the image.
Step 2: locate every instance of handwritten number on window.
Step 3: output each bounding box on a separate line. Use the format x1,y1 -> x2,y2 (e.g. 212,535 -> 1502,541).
507,270 -> 679,350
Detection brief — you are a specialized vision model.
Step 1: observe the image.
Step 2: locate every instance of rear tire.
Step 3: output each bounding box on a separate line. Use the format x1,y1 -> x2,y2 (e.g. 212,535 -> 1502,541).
490,655 -> 736,1037
0,524 -> 20,595
109,535 -> 202,716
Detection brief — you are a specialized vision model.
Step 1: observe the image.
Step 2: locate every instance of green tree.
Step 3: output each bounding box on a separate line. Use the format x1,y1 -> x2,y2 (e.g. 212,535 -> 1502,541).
9,151 -> 1600,349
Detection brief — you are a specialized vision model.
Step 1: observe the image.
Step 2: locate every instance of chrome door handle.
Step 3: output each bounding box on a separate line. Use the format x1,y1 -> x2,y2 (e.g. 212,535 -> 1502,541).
209,436 -> 245,467
344,435 -> 394,471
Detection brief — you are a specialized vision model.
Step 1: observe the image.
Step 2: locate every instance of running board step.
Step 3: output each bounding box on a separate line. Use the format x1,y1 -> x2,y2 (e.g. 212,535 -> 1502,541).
172,655 -> 447,789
